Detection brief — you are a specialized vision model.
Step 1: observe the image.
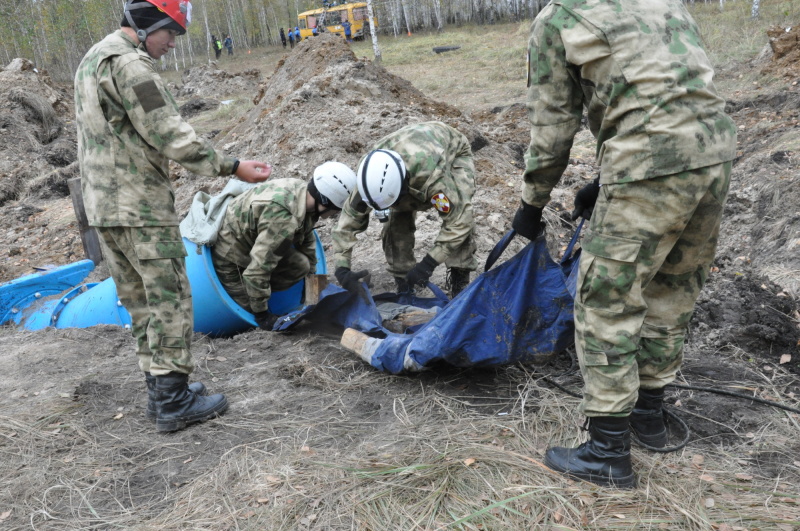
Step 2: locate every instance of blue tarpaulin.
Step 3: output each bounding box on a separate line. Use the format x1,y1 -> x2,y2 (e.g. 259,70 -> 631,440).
279,225 -> 582,374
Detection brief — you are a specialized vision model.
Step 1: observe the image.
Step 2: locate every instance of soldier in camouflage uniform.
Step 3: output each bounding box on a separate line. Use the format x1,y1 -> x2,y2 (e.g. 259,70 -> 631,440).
211,163 -> 357,330
332,122 -> 478,298
511,0 -> 737,487
74,0 -> 271,433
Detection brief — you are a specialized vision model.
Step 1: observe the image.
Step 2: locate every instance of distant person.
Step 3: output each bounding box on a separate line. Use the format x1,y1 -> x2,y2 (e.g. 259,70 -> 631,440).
294,26 -> 300,43
514,0 -> 737,488
288,28 -> 295,49
312,25 -> 319,36
342,20 -> 352,43
212,163 -> 357,329
74,0 -> 271,433
279,28 -> 286,48
332,122 -> 478,299
224,34 -> 233,55
212,34 -> 222,59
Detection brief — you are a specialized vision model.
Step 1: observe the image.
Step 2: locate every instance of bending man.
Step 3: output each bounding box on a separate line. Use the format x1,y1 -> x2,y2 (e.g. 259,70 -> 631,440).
332,121 -> 477,298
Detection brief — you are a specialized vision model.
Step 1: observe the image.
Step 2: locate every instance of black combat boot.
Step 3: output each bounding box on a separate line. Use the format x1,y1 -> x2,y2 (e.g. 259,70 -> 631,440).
145,372 -> 208,422
395,276 -> 411,293
630,387 -> 668,448
445,268 -> 470,298
155,372 -> 228,433
544,416 -> 636,489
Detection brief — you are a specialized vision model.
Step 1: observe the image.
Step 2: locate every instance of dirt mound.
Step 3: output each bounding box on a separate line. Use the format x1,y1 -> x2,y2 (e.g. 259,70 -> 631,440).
174,63 -> 262,99
0,58 -> 80,282
761,24 -> 800,78
172,33 -> 531,293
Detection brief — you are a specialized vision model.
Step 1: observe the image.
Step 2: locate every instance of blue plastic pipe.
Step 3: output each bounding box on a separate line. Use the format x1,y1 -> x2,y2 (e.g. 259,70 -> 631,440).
0,233 -> 327,337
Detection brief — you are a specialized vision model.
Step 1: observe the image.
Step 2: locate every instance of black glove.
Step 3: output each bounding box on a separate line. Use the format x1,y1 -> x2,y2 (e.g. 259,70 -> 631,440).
512,200 -> 544,240
253,311 -> 279,331
405,254 -> 438,287
571,177 -> 601,221
335,267 -> 371,292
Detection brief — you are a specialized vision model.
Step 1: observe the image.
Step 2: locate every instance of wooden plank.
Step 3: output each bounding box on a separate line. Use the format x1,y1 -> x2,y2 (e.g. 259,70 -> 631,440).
67,177 -> 103,265
304,274 -> 329,304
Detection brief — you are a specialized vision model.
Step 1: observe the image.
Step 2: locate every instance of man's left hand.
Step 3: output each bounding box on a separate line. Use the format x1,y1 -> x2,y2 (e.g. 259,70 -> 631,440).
236,160 -> 272,183
253,311 -> 279,331
406,254 -> 438,287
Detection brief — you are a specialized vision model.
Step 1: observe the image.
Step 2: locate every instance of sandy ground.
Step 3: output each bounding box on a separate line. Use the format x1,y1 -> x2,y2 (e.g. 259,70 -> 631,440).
0,31 -> 798,530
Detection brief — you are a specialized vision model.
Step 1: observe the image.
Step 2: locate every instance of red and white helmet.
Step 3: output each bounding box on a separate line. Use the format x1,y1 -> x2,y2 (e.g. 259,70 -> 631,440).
124,0 -> 193,41
357,149 -> 407,210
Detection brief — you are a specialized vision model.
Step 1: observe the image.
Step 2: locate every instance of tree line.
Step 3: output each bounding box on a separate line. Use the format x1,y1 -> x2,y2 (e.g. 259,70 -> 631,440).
0,0 -> 761,82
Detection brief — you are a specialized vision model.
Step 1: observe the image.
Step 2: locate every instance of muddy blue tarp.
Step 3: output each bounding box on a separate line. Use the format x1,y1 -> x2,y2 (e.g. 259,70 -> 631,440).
279,226 -> 582,373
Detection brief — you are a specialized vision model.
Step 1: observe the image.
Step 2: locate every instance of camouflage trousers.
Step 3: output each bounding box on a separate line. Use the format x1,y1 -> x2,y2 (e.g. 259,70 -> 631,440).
212,248 -> 311,313
382,211 -> 478,277
575,161 -> 732,417
96,226 -> 193,376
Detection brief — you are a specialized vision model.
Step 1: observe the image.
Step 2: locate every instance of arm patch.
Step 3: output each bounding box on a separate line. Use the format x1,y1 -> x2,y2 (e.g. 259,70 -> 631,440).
132,79 -> 166,113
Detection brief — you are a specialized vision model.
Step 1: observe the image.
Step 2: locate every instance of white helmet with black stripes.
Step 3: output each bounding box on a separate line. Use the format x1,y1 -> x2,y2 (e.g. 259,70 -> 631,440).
312,161 -> 357,209
356,149 -> 407,210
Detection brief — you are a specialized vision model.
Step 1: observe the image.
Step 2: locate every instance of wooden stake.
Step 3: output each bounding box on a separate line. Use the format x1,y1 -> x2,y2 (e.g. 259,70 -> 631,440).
67,177 -> 103,265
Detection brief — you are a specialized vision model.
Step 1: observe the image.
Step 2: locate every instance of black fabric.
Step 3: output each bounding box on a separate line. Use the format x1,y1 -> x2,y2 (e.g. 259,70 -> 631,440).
511,200 -> 544,240
154,373 -> 228,432
571,177 -> 601,221
253,311 -> 279,331
543,416 -> 636,489
406,254 -> 438,287
121,3 -> 185,35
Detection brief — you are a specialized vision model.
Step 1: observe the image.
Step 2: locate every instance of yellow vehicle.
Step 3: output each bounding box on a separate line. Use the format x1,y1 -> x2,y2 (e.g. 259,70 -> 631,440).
297,2 -> 377,41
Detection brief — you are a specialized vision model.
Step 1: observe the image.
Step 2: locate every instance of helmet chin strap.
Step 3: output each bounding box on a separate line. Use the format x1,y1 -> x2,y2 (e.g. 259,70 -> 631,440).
125,0 -> 177,44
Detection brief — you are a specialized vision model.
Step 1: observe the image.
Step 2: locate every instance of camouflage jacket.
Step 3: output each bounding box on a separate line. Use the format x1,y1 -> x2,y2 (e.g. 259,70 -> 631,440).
74,30 -> 237,227
332,122 -> 476,268
523,0 -> 737,207
213,179 -> 316,313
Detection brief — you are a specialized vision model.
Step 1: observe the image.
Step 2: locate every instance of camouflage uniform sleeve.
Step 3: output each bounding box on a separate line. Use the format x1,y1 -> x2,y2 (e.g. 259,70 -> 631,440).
242,207 -> 301,313
523,6 -> 584,208
331,190 -> 370,270
114,55 -> 236,176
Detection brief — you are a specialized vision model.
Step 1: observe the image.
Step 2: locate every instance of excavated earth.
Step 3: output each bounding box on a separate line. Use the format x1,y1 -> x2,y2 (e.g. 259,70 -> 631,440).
0,31 -> 798,528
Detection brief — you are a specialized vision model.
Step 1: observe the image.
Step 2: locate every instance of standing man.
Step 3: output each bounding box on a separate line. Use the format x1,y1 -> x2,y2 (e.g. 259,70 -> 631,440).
514,0 -> 737,487
224,34 -> 233,55
342,20 -> 353,43
212,34 -> 223,59
212,162 -> 357,329
332,121 -> 478,299
279,27 -> 287,49
75,0 -> 271,433
288,28 -> 295,49
294,26 -> 301,43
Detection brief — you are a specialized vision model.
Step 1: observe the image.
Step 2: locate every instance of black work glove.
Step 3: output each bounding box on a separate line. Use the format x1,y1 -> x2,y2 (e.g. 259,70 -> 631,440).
335,267 -> 371,292
405,254 -> 438,288
253,311 -> 279,331
512,200 -> 544,240
571,177 -> 601,221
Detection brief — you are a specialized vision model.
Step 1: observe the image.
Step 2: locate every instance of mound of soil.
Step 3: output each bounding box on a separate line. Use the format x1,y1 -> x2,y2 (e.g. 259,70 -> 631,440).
761,23 -> 800,79
174,63 -> 262,98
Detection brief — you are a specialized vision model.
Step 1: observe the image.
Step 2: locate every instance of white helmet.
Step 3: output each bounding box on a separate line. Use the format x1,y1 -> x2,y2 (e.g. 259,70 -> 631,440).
312,161 -> 357,209
357,149 -> 407,210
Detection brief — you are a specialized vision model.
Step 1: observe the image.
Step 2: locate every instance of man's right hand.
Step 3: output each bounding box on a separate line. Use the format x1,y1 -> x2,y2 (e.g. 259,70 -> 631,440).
235,160 -> 272,183
335,267 -> 371,293
512,200 -> 545,240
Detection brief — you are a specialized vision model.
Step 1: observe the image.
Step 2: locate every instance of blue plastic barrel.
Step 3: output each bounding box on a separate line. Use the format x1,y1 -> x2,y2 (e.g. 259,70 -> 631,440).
15,233 -> 327,336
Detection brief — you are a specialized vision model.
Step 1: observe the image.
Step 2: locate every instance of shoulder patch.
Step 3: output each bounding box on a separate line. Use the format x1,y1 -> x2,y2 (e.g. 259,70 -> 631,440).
132,79 -> 166,113
430,192 -> 451,214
